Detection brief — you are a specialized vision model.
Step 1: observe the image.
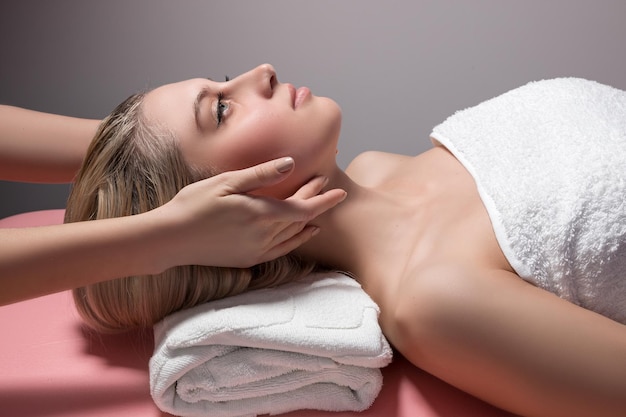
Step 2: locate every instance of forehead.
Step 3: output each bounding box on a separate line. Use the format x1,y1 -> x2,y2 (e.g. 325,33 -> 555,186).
142,78 -> 204,136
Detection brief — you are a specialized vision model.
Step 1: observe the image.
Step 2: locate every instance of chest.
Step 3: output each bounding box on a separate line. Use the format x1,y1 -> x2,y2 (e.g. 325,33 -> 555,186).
351,148 -> 514,297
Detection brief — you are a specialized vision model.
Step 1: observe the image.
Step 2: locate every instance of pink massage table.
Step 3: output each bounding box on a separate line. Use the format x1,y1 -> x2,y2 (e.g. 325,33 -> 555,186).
0,209 -> 517,417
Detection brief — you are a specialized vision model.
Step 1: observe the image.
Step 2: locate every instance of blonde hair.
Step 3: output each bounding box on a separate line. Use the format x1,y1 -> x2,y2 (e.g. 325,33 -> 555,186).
66,92 -> 318,333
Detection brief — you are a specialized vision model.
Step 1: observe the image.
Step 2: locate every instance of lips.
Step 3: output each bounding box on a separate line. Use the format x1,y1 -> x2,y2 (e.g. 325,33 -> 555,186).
294,87 -> 310,109
286,83 -> 310,109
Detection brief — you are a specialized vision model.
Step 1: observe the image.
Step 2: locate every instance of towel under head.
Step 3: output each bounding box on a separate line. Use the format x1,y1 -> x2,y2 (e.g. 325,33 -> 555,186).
149,273 -> 392,417
431,77 -> 626,323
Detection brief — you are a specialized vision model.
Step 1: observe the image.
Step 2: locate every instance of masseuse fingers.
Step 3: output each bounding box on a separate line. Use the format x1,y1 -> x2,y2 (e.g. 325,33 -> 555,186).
222,157 -> 295,194
282,188 -> 347,222
255,187 -> 346,260
288,175 -> 328,200
232,188 -> 344,264
258,224 -> 320,264
268,219 -> 309,248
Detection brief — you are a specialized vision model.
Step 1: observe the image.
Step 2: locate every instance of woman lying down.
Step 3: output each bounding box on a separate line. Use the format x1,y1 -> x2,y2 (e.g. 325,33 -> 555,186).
65,64 -> 626,417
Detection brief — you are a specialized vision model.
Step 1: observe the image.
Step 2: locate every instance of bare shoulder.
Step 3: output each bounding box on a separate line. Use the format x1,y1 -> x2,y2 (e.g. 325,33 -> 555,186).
385,263 -> 534,361
388,264 -> 524,329
391,263 -> 626,417
346,151 -> 412,188
401,263 -> 528,307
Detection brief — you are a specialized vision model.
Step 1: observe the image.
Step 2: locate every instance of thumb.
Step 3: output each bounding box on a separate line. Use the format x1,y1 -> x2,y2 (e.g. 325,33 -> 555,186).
224,157 -> 295,194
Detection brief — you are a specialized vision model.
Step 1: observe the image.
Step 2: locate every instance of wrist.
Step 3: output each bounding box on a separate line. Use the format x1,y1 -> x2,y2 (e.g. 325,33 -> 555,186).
135,205 -> 185,274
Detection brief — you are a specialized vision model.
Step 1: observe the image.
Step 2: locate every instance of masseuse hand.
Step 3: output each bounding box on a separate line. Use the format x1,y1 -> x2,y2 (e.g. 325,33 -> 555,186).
153,157 -> 347,269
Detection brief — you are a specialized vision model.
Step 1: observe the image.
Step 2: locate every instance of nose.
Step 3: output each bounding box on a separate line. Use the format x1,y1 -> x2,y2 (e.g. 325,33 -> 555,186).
229,64 -> 276,98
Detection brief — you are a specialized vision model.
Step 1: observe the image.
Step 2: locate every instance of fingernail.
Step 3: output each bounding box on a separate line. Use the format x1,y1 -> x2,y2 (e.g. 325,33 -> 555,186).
339,191 -> 348,202
311,227 -> 320,236
276,157 -> 294,173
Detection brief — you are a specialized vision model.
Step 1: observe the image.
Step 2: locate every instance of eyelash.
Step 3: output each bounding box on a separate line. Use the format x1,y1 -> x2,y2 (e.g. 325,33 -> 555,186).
216,75 -> 231,127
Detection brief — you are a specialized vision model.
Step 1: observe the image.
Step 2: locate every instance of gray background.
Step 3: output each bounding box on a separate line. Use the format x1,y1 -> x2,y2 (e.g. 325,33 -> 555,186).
1,0 -> 625,219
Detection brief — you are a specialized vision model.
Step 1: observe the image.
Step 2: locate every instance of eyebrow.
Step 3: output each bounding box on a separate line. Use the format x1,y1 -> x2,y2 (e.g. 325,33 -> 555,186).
193,86 -> 211,130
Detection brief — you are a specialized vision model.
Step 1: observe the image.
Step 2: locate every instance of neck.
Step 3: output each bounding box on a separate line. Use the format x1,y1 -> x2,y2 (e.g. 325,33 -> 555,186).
295,164 -> 410,279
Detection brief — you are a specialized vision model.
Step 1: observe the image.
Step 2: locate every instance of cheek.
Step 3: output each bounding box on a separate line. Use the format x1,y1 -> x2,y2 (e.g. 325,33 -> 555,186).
209,98 -> 341,198
216,113 -> 294,171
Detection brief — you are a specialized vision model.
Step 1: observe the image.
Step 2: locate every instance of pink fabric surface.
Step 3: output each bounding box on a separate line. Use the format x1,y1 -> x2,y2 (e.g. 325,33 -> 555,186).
0,210 -> 517,417
0,209 -> 66,228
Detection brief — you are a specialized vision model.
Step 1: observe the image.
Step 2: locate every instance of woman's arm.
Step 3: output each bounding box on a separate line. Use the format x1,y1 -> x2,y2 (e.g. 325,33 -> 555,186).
0,105 -> 100,183
0,158 -> 347,305
0,213 -> 172,304
388,265 -> 626,417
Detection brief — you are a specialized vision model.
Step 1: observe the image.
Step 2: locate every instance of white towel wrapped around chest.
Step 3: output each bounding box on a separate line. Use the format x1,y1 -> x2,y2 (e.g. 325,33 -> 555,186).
431,78 -> 626,323
149,273 -> 392,417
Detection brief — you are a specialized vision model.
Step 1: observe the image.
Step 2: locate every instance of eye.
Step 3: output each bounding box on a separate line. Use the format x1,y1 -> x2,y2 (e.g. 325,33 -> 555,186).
213,75 -> 231,127
215,92 -> 229,127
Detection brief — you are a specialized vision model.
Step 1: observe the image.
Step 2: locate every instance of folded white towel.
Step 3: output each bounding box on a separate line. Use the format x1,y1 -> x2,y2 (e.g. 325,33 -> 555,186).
149,273 -> 393,417
431,78 -> 626,323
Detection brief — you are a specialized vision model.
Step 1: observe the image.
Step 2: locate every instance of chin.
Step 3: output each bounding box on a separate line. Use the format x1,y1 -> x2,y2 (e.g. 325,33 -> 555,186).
322,96 -> 342,119
319,98 -> 342,141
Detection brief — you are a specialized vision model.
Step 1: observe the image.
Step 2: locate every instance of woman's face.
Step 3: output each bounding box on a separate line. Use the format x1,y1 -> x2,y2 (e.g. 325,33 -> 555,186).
142,64 -> 342,197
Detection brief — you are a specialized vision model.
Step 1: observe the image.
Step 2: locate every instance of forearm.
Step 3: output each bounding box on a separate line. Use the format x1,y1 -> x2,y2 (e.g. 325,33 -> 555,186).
0,105 -> 100,183
0,212 -> 171,305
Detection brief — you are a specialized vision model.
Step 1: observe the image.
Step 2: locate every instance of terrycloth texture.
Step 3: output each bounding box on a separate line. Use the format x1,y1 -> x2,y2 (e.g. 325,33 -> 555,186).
431,78 -> 626,323
149,273 -> 393,417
